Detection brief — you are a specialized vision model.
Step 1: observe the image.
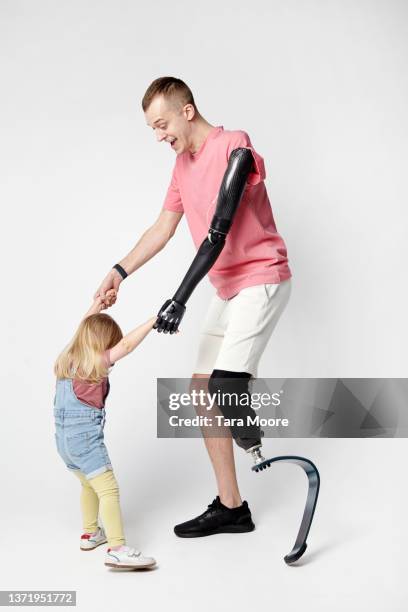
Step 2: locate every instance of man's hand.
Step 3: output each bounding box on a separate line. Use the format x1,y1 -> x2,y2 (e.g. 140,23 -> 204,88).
154,299 -> 186,334
94,269 -> 123,304
94,289 -> 117,313
84,289 -> 117,319
100,289 -> 117,310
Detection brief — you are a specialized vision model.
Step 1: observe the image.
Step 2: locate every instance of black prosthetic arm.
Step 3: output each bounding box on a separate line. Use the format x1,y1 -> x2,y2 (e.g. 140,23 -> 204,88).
211,147 -> 254,236
173,229 -> 225,307
154,148 -> 254,333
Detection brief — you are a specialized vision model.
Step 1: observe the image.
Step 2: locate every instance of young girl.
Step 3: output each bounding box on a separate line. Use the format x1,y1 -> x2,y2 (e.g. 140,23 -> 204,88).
54,290 -> 157,570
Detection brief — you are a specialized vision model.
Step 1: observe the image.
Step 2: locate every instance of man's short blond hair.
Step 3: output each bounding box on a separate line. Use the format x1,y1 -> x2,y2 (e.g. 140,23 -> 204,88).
142,76 -> 197,112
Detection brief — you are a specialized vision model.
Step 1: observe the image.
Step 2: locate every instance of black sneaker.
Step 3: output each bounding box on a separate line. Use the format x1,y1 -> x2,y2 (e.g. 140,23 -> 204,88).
174,496 -> 255,538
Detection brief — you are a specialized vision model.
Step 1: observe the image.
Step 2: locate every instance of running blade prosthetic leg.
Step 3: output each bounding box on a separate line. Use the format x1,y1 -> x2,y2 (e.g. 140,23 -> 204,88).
247,445 -> 320,564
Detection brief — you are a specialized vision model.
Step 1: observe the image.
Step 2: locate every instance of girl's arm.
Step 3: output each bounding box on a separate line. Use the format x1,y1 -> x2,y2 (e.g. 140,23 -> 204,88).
109,316 -> 157,364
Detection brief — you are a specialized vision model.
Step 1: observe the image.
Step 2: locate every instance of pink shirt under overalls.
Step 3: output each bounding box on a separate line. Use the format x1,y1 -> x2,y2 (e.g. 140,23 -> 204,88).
163,125 -> 292,300
72,350 -> 113,409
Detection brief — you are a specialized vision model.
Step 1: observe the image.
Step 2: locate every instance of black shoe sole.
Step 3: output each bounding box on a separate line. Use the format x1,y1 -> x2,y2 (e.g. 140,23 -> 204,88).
174,521 -> 255,538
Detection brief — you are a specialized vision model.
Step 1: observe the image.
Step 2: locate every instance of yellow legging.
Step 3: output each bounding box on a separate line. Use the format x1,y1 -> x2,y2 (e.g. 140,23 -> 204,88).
73,470 -> 125,547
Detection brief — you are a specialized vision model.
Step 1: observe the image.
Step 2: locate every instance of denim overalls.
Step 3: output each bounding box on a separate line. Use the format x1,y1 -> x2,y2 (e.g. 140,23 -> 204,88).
54,378 -> 112,479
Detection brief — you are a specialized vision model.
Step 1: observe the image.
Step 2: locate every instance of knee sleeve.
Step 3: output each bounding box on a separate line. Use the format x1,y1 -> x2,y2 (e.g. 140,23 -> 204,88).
208,369 -> 262,451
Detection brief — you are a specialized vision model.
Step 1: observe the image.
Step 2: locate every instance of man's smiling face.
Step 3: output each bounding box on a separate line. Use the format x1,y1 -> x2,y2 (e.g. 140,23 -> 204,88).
144,94 -> 194,155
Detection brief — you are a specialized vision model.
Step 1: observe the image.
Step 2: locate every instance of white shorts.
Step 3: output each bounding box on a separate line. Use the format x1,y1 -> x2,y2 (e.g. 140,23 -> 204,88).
194,279 -> 292,377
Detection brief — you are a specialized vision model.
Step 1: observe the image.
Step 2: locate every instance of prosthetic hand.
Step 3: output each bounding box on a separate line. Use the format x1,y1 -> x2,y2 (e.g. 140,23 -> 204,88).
154,147 -> 254,333
154,299 -> 186,334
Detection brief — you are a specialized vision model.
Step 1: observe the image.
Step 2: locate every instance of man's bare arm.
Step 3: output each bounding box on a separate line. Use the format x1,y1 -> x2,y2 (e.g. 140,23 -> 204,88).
118,209 -> 183,275
94,209 -> 183,301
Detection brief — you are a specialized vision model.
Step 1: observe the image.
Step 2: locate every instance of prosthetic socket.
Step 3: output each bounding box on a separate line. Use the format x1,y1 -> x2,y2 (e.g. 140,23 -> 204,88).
154,147 -> 254,334
208,370 -> 263,452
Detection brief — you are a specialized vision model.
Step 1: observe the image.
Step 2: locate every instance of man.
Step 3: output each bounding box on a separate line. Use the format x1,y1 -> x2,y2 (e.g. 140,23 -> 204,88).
95,76 -> 292,537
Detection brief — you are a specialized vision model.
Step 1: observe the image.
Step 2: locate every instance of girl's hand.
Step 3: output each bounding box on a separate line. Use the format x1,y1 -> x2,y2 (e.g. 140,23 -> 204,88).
99,289 -> 117,310
83,290 -> 117,320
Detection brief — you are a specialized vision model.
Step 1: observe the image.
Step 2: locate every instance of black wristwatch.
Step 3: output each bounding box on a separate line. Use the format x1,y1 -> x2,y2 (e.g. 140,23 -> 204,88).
113,264 -> 128,280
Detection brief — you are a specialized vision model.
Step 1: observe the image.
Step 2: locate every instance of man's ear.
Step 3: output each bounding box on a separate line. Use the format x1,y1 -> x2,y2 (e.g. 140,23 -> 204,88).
183,104 -> 196,121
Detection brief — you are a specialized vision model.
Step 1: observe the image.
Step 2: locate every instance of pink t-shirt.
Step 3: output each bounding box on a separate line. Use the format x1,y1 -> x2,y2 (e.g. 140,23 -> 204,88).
72,350 -> 113,409
163,126 -> 292,299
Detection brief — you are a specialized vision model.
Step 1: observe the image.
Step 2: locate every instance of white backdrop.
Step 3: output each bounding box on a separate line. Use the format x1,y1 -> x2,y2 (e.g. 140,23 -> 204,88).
0,1 -> 407,610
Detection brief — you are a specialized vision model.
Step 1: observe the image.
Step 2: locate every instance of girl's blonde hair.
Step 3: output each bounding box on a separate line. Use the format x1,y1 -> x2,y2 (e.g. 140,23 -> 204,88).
54,314 -> 123,383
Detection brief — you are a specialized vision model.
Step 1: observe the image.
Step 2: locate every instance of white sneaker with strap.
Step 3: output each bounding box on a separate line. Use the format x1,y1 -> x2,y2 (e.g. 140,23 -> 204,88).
105,546 -> 156,569
80,527 -> 107,551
